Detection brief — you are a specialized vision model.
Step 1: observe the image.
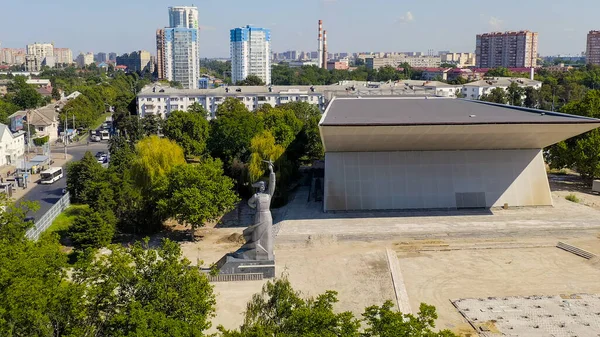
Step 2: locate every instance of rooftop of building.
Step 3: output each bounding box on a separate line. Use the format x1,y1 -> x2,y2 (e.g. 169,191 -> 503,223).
320,97 -> 598,127
463,77 -> 541,87
319,97 -> 600,152
138,80 -> 460,97
9,91 -> 81,127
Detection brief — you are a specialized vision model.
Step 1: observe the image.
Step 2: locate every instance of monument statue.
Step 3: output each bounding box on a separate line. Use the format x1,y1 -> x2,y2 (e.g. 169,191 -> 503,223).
217,161 -> 276,278
232,161 -> 275,260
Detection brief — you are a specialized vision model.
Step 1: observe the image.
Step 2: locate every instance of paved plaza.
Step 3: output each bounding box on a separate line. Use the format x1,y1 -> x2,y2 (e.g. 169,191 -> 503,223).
453,294 -> 600,337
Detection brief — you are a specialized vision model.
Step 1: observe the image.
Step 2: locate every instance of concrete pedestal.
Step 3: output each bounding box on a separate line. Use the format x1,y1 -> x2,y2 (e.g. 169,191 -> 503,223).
216,255 -> 275,279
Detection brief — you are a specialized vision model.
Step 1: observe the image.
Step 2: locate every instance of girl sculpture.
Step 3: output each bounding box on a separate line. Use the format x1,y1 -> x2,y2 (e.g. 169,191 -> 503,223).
233,161 -> 275,261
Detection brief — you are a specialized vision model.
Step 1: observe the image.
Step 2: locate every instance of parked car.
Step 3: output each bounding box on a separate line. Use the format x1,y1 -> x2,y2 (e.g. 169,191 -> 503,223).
91,135 -> 101,142
97,155 -> 108,164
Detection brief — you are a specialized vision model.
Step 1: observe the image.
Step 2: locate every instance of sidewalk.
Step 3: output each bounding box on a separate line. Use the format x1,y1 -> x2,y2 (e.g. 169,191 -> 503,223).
0,152 -> 74,201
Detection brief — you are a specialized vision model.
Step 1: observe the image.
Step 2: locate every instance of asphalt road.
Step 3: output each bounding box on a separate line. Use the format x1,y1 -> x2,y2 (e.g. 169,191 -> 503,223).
22,142 -> 109,220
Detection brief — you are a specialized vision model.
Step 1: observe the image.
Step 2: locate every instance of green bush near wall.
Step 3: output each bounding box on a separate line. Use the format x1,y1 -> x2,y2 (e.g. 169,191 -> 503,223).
33,135 -> 49,146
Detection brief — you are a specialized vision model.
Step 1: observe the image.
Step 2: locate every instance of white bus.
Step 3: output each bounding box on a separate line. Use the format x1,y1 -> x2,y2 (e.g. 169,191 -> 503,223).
101,130 -> 110,140
40,167 -> 63,184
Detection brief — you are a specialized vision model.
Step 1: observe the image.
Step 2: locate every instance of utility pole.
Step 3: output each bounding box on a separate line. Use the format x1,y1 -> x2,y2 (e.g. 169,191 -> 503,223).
64,109 -> 68,159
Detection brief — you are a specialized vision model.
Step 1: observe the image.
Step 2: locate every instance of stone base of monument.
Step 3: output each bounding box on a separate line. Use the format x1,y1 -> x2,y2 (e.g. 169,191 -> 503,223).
216,255 -> 276,279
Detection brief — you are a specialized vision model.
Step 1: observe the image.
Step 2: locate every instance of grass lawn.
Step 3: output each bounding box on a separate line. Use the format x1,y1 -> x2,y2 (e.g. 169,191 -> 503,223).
42,204 -> 89,239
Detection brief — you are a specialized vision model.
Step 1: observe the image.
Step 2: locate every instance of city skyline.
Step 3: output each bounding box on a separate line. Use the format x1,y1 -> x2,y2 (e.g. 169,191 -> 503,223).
1,0 -> 599,57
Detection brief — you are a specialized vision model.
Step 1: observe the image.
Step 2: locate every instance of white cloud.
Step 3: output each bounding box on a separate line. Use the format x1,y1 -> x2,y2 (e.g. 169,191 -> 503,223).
398,11 -> 414,24
488,16 -> 503,30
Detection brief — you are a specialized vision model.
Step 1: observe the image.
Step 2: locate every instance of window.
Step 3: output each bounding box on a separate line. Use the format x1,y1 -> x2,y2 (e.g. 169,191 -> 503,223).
37,127 -> 44,132
147,98 -> 153,101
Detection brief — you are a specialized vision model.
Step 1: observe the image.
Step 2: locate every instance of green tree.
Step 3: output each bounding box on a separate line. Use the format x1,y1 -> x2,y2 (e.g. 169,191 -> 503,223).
163,109 -> 210,157
219,276 -> 457,337
208,98 -> 264,165
68,208 -> 116,250
131,135 -> 186,192
157,158 -> 239,229
485,67 -> 511,77
142,114 -> 163,136
188,102 -> 209,116
547,90 -> 600,182
524,87 -> 540,108
66,151 -> 106,205
507,82 -> 525,106
237,74 -> 266,86
259,106 -> 303,148
362,301 -> 457,337
51,86 -> 61,101
480,87 -> 508,104
248,131 -> 285,181
9,76 -> 43,109
72,239 -> 216,336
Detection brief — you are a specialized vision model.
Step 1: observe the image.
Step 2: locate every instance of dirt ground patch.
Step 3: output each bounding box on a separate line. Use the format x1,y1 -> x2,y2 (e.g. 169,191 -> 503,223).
549,173 -> 600,210
396,240 -> 600,335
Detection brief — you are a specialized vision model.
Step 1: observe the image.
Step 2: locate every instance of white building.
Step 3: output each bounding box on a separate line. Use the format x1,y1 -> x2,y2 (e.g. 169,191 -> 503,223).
26,43 -> 54,59
462,77 -> 542,100
156,6 -> 200,89
168,6 -> 199,29
231,25 -> 271,85
136,80 -> 459,119
0,124 -> 25,167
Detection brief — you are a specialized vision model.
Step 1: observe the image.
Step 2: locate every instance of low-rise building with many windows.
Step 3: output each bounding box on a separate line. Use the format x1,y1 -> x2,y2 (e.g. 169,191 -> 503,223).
136,80 -> 461,119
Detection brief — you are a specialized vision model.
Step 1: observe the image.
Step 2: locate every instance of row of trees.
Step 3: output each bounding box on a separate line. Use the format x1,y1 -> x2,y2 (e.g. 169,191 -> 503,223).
475,65 -> 600,182
67,99 -> 323,244
0,201 -> 455,336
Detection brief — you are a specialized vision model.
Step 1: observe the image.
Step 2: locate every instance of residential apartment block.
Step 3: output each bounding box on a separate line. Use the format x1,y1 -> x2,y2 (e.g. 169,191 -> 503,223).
462,77 -> 542,100
156,6 -> 200,89
136,80 -> 460,119
476,31 -> 538,68
366,55 -> 441,70
76,53 -> 94,67
0,48 -> 26,65
53,48 -> 73,64
116,50 -> 151,73
231,25 -> 272,85
440,53 -> 476,67
586,31 -> 600,65
26,43 -> 54,59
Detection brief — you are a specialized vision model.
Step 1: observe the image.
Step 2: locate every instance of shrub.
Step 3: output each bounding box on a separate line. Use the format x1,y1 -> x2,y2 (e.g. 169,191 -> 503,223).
565,194 -> 580,203
33,135 -> 49,146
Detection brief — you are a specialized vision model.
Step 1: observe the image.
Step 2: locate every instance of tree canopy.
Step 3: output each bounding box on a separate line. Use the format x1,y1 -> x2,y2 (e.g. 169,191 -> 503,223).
163,109 -> 210,158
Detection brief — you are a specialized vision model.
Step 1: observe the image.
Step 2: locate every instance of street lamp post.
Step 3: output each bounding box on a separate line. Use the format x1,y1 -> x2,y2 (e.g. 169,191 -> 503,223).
64,109 -> 69,160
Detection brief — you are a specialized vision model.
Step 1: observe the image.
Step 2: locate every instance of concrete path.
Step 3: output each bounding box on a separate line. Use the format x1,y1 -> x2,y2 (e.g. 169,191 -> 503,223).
386,248 -> 412,314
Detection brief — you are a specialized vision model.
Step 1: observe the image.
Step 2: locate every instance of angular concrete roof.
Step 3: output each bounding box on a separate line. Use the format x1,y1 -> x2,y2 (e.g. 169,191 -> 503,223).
319,97 -> 600,152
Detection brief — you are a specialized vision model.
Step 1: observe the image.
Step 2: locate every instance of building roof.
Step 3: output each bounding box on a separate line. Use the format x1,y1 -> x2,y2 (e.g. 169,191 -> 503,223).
319,97 -> 600,152
321,97 -> 596,126
138,80 -> 459,98
464,77 -> 541,88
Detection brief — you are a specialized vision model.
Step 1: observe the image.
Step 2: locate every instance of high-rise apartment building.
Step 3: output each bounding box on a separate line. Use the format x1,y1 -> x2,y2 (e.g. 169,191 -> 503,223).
156,6 -> 200,89
476,31 -> 538,68
586,31 -> 600,65
27,43 -> 54,59
53,48 -> 73,64
76,53 -> 94,68
0,48 -> 26,65
116,50 -> 151,72
108,52 -> 117,62
230,25 -> 271,85
168,6 -> 199,29
95,52 -> 107,63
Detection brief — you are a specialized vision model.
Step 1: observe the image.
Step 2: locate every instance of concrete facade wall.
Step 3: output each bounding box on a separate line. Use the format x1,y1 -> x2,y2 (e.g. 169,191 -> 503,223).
324,149 -> 552,211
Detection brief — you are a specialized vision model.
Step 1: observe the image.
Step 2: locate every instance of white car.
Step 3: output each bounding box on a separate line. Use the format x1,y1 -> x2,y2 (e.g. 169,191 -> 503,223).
91,135 -> 101,142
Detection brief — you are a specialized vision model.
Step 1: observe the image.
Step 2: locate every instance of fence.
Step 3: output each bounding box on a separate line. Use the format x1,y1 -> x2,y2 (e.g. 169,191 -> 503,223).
26,192 -> 71,240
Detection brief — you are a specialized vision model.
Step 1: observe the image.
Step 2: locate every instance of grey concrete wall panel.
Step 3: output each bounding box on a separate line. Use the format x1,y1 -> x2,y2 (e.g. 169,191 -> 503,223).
324,149 -> 552,211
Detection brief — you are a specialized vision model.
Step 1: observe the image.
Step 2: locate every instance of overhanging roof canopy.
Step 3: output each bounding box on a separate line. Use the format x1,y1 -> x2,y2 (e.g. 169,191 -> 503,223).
319,97 -> 600,152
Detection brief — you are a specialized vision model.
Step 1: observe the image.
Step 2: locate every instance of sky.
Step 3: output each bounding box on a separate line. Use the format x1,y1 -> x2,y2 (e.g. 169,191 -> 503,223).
0,0 -> 597,58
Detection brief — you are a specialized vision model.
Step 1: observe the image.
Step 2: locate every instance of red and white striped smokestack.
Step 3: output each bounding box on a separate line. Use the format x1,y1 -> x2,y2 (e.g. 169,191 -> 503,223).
323,30 -> 328,69
318,20 -> 323,68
